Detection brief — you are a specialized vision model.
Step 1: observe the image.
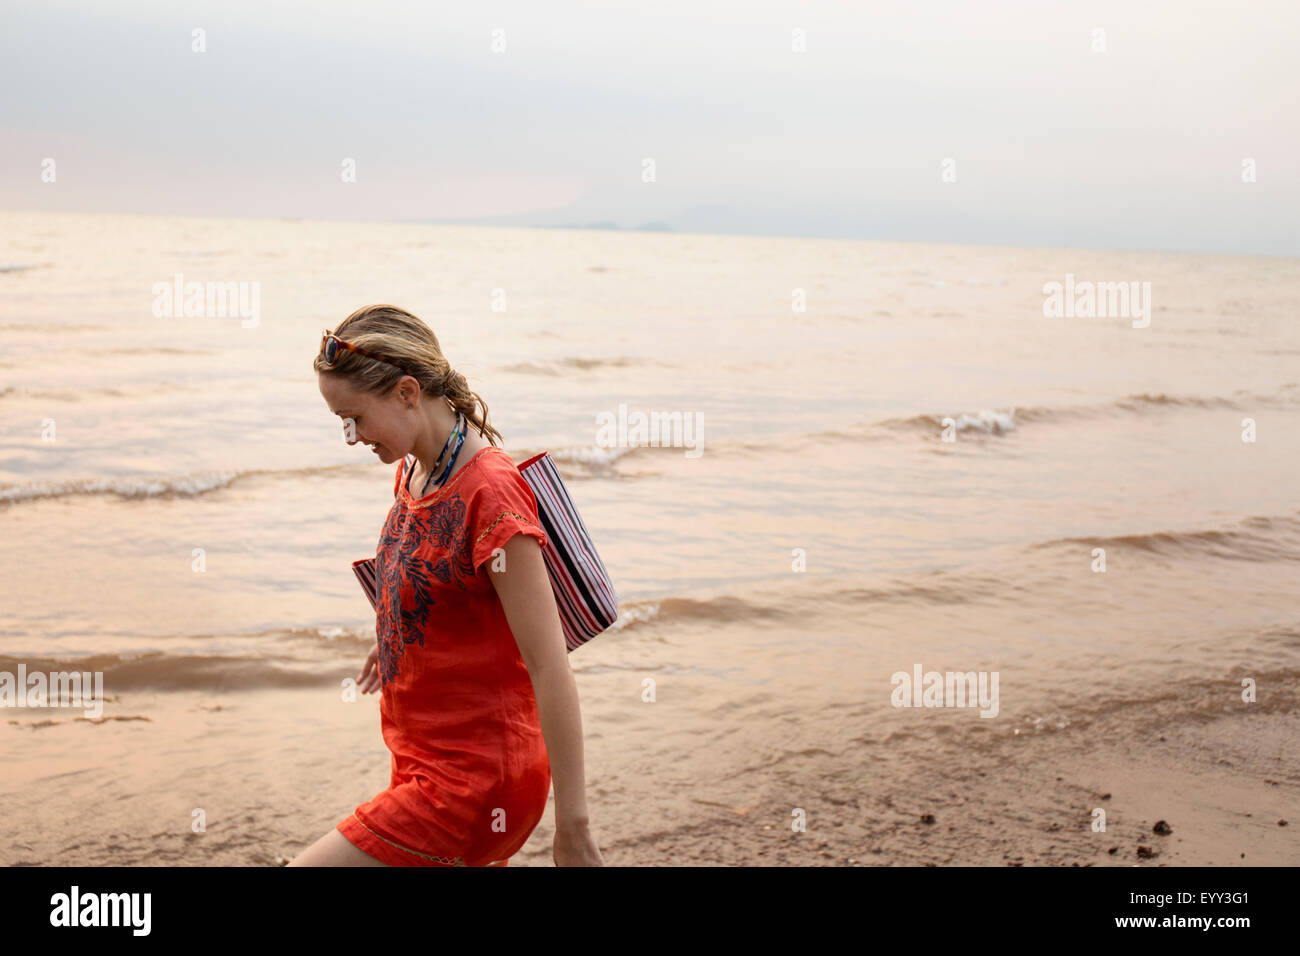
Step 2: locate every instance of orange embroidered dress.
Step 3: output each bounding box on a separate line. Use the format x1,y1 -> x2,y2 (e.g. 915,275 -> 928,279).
336,445 -> 552,866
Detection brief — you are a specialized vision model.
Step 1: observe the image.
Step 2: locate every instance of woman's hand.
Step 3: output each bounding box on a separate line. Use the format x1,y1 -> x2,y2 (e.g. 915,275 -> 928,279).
553,821 -> 604,866
357,644 -> 380,694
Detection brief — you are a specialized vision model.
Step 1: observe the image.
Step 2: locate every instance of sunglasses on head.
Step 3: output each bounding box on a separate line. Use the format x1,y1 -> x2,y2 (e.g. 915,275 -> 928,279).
320,330 -> 416,378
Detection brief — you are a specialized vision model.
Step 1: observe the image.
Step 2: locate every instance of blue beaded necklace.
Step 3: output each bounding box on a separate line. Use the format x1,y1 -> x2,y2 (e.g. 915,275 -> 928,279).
407,411 -> 467,498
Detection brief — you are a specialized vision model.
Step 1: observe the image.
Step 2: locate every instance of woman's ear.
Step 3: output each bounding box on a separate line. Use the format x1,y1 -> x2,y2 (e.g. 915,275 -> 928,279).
397,377 -> 418,408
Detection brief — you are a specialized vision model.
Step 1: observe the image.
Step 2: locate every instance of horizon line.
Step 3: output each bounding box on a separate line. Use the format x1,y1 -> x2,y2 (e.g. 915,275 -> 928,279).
1,206 -> 1296,261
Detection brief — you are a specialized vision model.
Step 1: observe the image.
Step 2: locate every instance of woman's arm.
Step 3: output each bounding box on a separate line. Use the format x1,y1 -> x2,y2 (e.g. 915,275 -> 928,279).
487,533 -> 596,837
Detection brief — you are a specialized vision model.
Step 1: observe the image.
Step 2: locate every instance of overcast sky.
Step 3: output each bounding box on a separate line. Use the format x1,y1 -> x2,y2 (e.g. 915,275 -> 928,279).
2,0 -> 1296,254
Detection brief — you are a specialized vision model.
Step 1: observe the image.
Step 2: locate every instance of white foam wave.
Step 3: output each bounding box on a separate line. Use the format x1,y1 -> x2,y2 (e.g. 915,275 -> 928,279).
607,602 -> 660,632
547,445 -> 639,466
946,409 -> 1016,434
0,471 -> 241,505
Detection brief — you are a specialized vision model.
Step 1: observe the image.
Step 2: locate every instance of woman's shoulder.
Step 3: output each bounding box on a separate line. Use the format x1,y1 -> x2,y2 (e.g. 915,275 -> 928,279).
475,443 -> 520,471
463,446 -> 536,504
466,445 -> 527,489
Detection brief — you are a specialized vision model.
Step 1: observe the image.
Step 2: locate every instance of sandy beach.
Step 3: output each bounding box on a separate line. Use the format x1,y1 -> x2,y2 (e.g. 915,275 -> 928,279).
560,703 -> 1298,868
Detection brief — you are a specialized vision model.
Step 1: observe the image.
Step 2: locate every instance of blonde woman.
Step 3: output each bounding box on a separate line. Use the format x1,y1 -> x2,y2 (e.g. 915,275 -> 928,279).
291,304 -> 603,867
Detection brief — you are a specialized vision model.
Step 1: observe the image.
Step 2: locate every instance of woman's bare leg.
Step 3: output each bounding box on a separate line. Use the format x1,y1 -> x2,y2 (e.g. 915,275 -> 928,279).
286,827 -> 390,866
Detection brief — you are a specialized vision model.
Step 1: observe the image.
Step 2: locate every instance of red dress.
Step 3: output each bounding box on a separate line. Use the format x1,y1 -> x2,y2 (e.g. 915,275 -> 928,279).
336,445 -> 552,866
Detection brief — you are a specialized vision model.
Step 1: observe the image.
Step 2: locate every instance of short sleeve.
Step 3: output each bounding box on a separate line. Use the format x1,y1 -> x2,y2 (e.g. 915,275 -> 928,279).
471,463 -> 548,572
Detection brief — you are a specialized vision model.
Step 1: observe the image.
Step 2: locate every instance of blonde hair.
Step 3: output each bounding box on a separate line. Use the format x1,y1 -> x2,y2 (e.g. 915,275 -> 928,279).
313,304 -> 503,447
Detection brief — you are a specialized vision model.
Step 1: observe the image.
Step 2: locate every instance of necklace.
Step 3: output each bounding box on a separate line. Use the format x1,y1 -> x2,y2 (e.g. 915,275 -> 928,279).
423,414 -> 467,495
409,412 -> 467,498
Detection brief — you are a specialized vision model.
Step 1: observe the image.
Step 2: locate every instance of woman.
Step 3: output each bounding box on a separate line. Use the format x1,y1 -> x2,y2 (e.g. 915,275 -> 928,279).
290,304 -> 603,867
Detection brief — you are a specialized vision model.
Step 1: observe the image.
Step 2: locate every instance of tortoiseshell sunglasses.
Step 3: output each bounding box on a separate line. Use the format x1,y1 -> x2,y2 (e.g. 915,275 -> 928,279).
319,330 -> 416,378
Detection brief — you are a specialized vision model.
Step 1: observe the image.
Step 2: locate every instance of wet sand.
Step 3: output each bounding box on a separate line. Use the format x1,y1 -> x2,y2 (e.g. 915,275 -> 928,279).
510,705 -> 1297,867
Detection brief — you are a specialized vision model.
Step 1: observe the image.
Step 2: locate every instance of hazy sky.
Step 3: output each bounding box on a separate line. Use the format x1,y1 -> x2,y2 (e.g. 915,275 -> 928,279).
3,0 -> 1297,254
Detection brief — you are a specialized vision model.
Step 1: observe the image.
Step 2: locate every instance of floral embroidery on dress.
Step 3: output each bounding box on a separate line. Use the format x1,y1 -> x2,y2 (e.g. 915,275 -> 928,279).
374,492 -> 478,685
428,495 -> 476,588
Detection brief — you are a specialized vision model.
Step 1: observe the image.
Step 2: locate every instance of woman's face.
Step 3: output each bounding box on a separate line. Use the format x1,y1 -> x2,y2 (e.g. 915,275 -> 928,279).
318,373 -> 407,464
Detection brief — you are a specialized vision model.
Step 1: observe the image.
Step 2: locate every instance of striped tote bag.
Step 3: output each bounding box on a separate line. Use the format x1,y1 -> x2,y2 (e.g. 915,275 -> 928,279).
515,451 -> 619,651
351,450 -> 618,652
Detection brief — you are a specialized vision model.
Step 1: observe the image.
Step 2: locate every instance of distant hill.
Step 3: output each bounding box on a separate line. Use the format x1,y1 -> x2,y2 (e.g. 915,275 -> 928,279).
545,220 -> 673,232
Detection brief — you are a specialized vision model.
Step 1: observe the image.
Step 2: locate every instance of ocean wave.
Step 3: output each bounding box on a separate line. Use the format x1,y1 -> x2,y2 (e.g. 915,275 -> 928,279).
870,387 -> 1297,440
605,601 -> 661,632
942,409 -> 1016,434
596,513 -> 1300,636
0,447 -> 653,507
499,356 -> 664,376
283,625 -> 375,648
601,594 -> 790,634
0,462 -> 361,506
604,573 -> 1021,634
787,409 -> 1020,446
926,278 -> 1008,288
0,345 -> 214,362
0,471 -> 241,505
0,382 -> 202,403
83,346 -> 212,356
542,445 -> 642,468
0,651 -> 343,693
1033,512 -> 1300,562
0,322 -> 109,333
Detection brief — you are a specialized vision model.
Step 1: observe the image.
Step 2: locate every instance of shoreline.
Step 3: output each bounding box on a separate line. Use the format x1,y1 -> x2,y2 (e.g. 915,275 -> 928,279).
512,708 -> 1297,867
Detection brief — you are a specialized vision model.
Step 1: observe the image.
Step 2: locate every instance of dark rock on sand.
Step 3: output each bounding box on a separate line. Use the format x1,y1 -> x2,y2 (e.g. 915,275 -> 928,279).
1153,820 -> 1173,835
